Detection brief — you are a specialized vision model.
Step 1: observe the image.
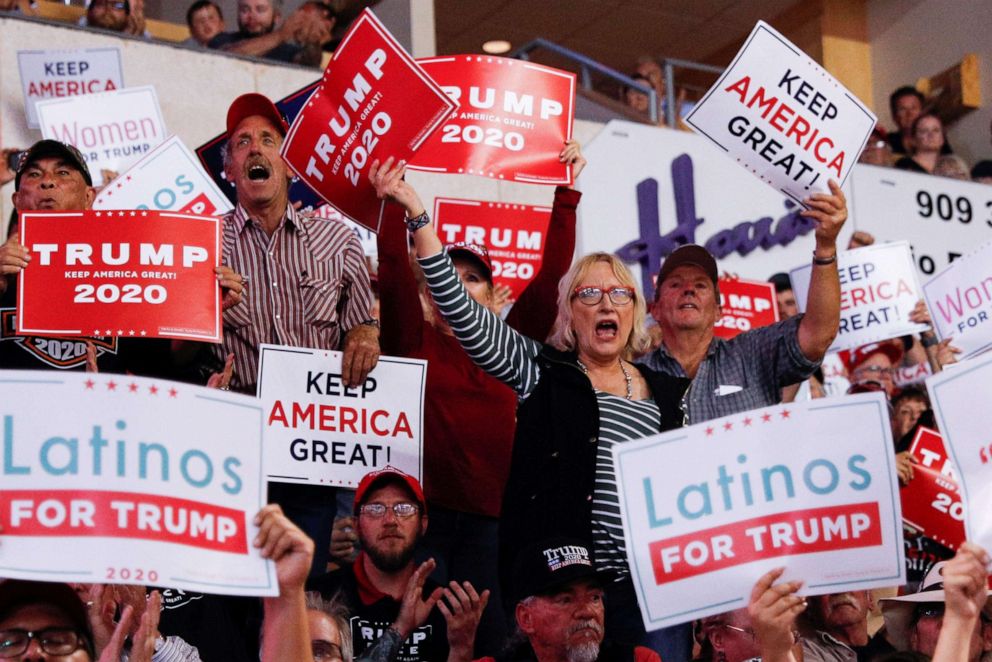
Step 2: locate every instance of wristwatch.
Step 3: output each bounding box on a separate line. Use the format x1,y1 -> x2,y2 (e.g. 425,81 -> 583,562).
359,318 -> 380,330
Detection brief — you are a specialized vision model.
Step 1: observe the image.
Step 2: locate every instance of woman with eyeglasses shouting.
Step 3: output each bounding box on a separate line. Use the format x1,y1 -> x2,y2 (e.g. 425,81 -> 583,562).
370,156 -> 689,655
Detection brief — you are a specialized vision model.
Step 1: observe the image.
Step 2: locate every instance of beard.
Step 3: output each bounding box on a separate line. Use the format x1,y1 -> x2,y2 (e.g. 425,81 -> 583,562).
566,641 -> 601,662
364,531 -> 420,572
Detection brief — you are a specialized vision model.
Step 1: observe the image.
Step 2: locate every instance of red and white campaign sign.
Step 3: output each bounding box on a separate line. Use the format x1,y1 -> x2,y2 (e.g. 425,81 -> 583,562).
409,56 -> 576,185
684,21 -> 875,206
901,427 -> 965,550
928,354 -> 992,555
257,344 -> 425,487
17,210 -> 221,342
0,371 -> 275,596
715,278 -> 779,339
281,9 -> 457,232
36,85 -> 167,187
94,136 -> 233,216
18,47 -> 123,129
434,197 -> 552,298
790,242 -> 928,352
923,238 -> 992,360
613,393 -> 904,629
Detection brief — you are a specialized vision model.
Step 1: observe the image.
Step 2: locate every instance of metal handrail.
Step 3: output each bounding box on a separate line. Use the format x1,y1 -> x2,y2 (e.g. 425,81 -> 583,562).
512,38 -> 726,126
513,38 -> 659,124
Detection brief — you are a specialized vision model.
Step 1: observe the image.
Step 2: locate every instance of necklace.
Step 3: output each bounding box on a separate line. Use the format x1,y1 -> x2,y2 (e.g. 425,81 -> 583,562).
577,357 -> 633,400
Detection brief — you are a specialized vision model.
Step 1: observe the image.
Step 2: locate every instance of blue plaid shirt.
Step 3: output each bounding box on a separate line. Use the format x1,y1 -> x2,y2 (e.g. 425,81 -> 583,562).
638,314 -> 819,424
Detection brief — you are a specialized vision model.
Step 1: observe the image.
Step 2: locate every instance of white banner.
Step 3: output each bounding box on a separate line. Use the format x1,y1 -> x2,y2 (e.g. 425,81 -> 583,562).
790,242 -> 927,352
850,165 -> 992,279
257,344 -> 425,487
36,85 -> 167,187
578,120 -> 854,297
93,136 -> 233,216
17,47 -> 123,129
922,239 -> 992,359
927,354 -> 992,554
0,371 -> 275,596
684,21 -> 875,205
613,393 -> 904,630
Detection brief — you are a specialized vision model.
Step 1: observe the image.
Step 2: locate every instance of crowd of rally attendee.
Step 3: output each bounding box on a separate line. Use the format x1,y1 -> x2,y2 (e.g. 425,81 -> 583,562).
2,2 -> 992,661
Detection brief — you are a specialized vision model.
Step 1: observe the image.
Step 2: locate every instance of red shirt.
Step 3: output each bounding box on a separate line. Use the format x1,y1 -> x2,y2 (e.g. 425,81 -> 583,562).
377,188 -> 579,516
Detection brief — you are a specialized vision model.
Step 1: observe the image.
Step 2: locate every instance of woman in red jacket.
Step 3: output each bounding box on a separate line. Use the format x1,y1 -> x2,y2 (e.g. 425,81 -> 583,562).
374,142 -> 586,657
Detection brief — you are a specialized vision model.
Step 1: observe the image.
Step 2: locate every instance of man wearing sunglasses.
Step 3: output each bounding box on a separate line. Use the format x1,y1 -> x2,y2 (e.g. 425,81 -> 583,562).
309,467 -> 487,662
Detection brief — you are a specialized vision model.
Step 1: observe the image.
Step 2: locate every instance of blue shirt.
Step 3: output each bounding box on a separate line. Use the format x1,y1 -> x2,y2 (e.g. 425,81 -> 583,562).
639,314 -> 819,423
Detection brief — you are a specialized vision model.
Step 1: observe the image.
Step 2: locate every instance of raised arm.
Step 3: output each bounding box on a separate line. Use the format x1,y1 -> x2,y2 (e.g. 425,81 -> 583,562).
933,542 -> 991,662
369,158 -> 542,395
377,200 -> 426,355
507,141 -> 585,340
797,180 -> 847,361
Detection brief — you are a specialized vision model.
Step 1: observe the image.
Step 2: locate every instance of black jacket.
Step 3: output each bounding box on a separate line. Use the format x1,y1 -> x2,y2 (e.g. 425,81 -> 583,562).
498,346 -> 689,585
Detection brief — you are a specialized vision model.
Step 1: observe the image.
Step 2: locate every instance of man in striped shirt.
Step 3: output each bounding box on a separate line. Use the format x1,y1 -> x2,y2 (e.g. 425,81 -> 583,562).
215,92 -> 380,574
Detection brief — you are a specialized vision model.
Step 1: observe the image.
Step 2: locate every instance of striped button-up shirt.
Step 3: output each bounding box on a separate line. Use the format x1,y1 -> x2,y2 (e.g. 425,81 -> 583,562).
215,203 -> 374,393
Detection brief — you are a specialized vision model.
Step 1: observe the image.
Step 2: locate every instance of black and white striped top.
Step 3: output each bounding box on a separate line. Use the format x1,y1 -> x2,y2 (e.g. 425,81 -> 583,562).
420,252 -> 664,575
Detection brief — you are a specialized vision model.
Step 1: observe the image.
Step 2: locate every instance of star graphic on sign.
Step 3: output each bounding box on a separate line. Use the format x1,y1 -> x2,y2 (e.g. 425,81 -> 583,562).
128,330 -> 135,336
168,388 -> 178,398
140,331 -> 147,336
93,329 -> 101,335
106,380 -> 117,391
723,421 -> 733,431
105,329 -> 112,336
116,182 -> 123,189
128,382 -> 138,393
780,409 -> 791,419
84,379 -> 95,390
106,190 -> 113,197
118,211 -> 126,217
149,385 -> 159,395
126,175 -> 132,181
705,426 -> 714,437
761,413 -> 772,423
117,330 -> 124,336
743,417 -> 753,427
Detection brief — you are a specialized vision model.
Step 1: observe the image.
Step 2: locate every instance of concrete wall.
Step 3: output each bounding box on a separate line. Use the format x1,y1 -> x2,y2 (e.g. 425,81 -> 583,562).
0,15 -> 320,222
0,13 -> 595,226
867,0 -> 992,165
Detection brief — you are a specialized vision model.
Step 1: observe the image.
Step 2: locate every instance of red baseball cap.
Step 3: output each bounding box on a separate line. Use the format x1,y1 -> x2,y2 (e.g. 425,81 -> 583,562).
844,340 -> 905,372
445,242 -> 493,282
226,93 -> 289,137
353,466 -> 426,515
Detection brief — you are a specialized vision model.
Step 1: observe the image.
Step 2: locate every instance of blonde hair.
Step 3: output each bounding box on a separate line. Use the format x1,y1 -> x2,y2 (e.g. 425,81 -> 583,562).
548,252 -> 650,358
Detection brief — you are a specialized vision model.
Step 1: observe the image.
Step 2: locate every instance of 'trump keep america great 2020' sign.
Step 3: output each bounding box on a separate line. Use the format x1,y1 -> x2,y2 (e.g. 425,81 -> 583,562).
614,393 -> 904,629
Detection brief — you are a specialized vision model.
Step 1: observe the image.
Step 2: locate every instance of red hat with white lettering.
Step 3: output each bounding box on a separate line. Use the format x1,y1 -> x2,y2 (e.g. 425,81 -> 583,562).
226,93 -> 289,137
844,340 -> 904,372
353,466 -> 426,515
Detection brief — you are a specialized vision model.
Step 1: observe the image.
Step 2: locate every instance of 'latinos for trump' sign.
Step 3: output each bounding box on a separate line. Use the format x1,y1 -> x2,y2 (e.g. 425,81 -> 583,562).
790,242 -> 927,352
613,393 -> 904,629
410,56 -> 575,185
257,345 -> 425,488
281,9 -> 457,232
0,371 -> 275,596
922,239 -> 992,359
36,85 -> 167,187
928,353 -> 992,555
18,47 -> 123,129
94,136 -> 233,216
17,210 -> 221,342
684,21 -> 875,206
433,197 -> 553,298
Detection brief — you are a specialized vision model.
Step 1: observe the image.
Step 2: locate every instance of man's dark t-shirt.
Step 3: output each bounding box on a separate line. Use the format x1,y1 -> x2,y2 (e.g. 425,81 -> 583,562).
309,554 -> 449,662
